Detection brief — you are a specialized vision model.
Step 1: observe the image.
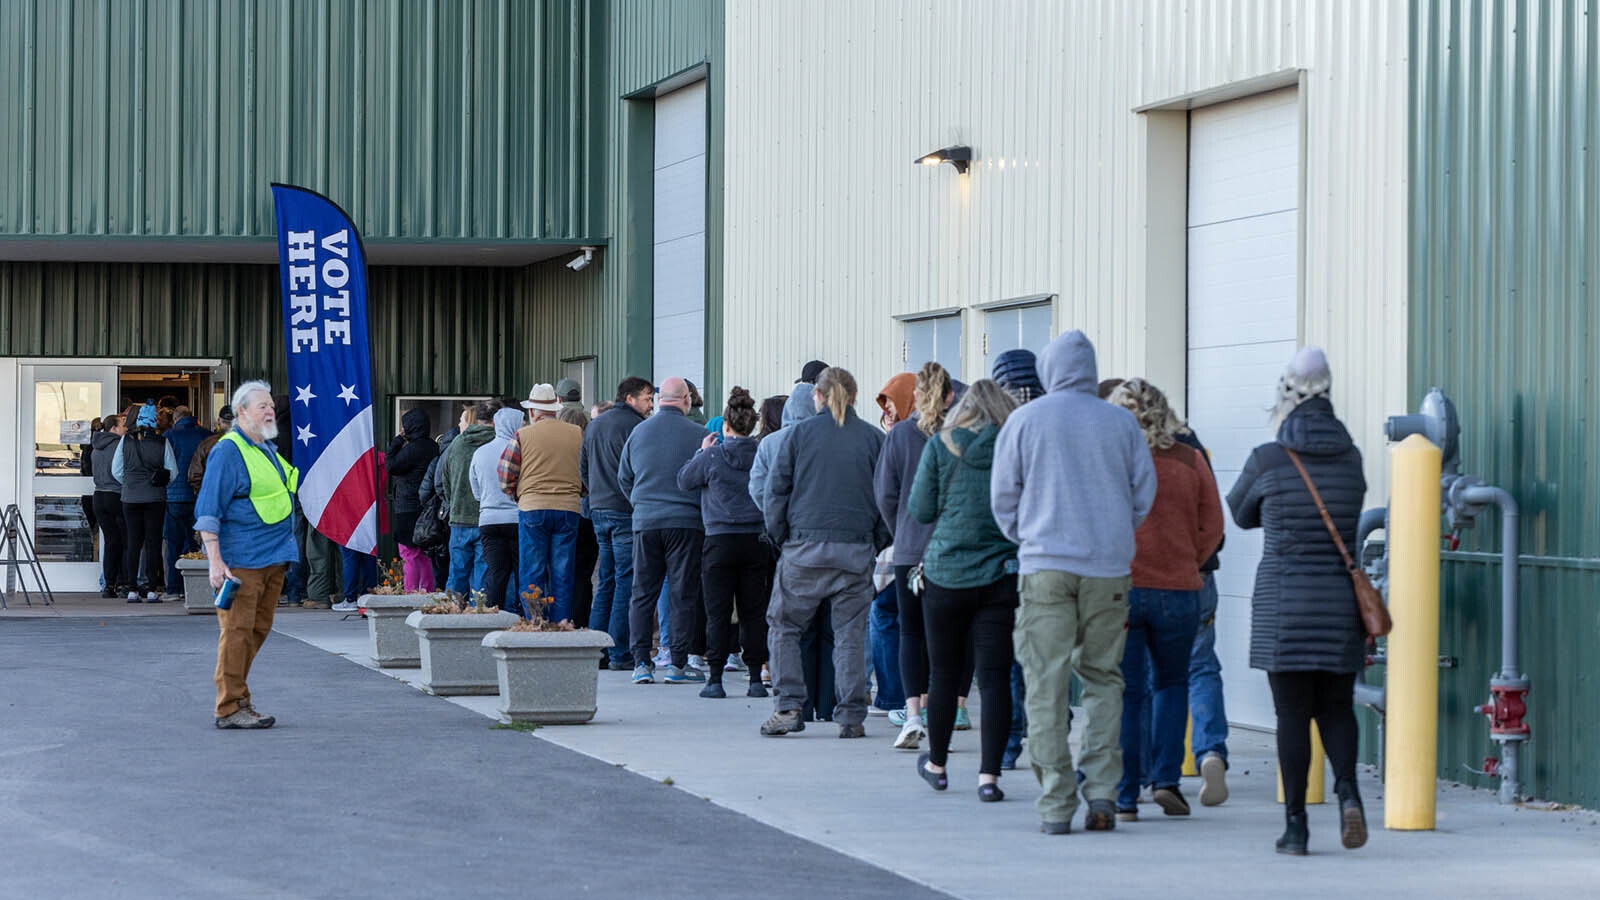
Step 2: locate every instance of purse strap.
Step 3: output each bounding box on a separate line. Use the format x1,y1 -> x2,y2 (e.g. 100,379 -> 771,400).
1283,448 -> 1361,575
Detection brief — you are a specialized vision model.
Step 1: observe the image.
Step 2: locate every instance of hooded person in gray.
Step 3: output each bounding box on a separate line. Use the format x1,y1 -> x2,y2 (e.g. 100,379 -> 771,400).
989,329 -> 1156,834
748,383 -> 822,511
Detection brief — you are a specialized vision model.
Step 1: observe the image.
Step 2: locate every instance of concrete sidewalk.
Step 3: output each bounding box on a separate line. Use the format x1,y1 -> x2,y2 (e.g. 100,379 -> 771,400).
272,613 -> 1600,900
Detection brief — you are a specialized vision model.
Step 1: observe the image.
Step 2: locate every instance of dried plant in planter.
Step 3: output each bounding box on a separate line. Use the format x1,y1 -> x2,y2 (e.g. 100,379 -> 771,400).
420,590 -> 501,615
179,550 -> 206,560
366,558 -> 409,595
506,585 -> 577,632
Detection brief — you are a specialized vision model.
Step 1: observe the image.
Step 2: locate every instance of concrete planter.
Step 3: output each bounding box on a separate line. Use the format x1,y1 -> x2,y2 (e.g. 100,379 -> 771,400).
177,558 -> 215,615
407,610 -> 523,695
363,593 -> 443,667
482,629 -> 616,724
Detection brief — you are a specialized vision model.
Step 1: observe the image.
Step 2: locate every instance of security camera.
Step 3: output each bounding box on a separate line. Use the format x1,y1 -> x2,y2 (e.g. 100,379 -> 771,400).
567,247 -> 597,271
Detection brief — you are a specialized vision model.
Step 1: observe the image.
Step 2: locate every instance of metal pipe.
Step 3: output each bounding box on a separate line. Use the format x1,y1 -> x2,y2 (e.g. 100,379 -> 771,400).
1458,483 -> 1523,804
1357,507 -> 1387,559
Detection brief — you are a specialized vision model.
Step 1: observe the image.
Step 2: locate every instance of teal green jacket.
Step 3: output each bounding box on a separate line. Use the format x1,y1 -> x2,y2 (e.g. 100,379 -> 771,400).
908,425 -> 1018,589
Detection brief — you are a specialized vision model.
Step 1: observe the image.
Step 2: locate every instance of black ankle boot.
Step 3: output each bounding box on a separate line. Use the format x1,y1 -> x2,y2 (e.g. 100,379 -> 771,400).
1336,779 -> 1368,849
1276,811 -> 1309,855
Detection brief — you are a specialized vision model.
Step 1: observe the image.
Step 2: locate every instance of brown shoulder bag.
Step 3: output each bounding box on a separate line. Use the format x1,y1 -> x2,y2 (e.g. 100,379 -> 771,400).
1284,449 -> 1393,638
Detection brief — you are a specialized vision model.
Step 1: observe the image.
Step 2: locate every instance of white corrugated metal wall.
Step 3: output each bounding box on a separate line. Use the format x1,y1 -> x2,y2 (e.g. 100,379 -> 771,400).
722,0 -> 1407,507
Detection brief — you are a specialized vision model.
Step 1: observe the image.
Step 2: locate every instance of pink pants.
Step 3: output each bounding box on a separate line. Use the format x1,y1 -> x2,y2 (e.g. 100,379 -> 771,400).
398,543 -> 436,592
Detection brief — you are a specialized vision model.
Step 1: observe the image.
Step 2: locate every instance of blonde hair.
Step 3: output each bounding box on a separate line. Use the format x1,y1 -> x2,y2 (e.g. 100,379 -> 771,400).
940,380 -> 1018,454
815,367 -> 858,426
913,361 -> 953,437
1108,378 -> 1184,450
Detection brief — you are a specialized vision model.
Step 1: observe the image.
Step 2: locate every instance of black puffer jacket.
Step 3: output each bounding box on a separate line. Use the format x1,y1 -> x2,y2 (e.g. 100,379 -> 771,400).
387,409 -> 439,516
1227,397 -> 1367,673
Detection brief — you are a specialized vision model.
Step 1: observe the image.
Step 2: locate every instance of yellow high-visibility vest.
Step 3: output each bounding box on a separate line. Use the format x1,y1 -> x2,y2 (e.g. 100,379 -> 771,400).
221,430 -> 299,524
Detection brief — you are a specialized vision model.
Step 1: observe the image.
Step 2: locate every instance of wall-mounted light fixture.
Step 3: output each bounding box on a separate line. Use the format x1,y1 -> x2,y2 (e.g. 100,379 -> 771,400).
915,145 -> 972,174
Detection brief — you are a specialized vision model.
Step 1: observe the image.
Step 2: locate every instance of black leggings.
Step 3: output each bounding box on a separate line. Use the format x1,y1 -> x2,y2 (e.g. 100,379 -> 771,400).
896,565 -> 975,702
93,492 -> 127,590
701,532 -> 770,679
923,576 -> 1016,776
122,501 -> 165,592
479,523 -> 519,615
1268,670 -> 1360,814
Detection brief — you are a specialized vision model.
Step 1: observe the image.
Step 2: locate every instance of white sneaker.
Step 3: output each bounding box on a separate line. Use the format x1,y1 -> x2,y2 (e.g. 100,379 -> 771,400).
332,600 -> 360,612
1199,752 -> 1229,806
892,718 -> 925,750
723,654 -> 746,672
145,591 -> 161,602
687,654 -> 707,671
652,647 -> 671,667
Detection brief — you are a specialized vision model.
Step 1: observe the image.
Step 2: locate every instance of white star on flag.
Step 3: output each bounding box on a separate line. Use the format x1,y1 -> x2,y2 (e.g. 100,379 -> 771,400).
297,424 -> 316,445
294,384 -> 317,406
337,384 -> 359,405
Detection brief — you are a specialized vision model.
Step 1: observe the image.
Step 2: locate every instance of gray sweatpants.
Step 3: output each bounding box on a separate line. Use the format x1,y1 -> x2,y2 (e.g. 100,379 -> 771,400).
766,541 -> 876,725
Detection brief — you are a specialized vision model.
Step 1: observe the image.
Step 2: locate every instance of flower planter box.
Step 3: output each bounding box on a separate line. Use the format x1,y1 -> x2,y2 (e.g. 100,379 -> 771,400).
363,594 -> 442,667
407,610 -> 523,695
482,629 -> 616,724
177,558 -> 215,615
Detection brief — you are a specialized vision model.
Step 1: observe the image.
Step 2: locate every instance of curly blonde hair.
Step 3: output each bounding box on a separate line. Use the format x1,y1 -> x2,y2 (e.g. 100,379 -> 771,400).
1107,378 -> 1184,450
913,361 -> 953,437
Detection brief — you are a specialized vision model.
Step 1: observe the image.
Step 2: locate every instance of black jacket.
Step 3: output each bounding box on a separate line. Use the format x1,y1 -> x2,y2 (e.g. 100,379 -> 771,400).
581,405 -> 646,515
387,409 -> 439,516
677,435 -> 763,535
1227,397 -> 1367,673
765,407 -> 888,549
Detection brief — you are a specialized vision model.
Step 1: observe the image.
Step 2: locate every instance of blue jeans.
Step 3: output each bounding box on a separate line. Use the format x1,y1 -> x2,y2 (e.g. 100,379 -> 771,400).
341,548 -> 379,602
1117,587 -> 1200,807
446,525 -> 486,597
869,583 -> 904,710
517,509 -> 580,624
161,501 -> 197,593
589,510 -> 633,666
1005,661 -> 1027,761
1189,573 -> 1229,762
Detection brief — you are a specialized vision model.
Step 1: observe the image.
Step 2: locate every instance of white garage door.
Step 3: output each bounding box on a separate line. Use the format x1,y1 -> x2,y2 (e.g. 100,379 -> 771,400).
653,80 -> 708,390
1186,87 -> 1299,731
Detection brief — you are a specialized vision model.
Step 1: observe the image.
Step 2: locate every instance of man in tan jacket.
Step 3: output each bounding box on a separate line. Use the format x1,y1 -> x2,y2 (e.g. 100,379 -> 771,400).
499,383 -> 584,623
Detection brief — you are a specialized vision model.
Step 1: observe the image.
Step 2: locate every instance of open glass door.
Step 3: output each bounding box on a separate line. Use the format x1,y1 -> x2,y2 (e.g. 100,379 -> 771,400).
21,364 -> 120,593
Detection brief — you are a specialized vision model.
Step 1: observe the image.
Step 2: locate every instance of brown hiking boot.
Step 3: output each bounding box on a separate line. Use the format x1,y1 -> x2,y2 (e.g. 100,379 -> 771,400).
215,706 -> 274,729
760,709 -> 805,736
300,597 -> 333,609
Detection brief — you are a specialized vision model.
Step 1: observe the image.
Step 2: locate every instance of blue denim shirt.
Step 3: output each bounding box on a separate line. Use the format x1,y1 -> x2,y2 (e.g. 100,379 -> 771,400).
193,436 -> 299,570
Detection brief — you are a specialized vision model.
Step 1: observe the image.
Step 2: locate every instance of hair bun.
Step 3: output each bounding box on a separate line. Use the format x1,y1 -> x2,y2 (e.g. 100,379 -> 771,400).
727,386 -> 755,410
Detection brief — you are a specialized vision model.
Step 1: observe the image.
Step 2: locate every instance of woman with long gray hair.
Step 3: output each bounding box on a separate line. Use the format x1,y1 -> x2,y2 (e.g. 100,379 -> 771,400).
906,379 -> 1021,799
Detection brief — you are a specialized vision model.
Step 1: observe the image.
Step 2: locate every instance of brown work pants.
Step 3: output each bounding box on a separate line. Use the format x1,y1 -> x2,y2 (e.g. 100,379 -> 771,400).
213,564 -> 286,718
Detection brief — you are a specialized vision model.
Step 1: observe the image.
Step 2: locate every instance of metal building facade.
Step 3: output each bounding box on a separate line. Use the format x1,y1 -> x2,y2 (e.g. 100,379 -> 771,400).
721,0 -> 1408,504
1412,0 -> 1600,808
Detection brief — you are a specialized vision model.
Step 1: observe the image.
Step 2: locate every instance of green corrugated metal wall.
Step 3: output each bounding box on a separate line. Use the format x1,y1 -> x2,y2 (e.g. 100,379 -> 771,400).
0,0 -> 605,241
1412,0 -> 1600,807
0,258 -> 599,431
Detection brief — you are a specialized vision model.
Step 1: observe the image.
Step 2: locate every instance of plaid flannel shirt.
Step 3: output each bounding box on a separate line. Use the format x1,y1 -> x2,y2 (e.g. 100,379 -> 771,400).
497,441 -> 521,498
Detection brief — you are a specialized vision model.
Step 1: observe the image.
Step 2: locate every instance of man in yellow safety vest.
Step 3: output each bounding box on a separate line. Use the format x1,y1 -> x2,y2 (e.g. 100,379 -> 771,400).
194,380 -> 300,730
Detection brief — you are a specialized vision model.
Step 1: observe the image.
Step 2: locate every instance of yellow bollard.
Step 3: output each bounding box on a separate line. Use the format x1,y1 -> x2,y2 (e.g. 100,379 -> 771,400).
1276,722 -> 1326,805
1182,716 -> 1197,777
1385,433 -> 1442,830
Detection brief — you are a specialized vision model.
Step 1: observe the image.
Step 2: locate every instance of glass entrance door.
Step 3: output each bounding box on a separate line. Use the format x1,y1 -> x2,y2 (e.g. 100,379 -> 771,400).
21,365 -> 120,593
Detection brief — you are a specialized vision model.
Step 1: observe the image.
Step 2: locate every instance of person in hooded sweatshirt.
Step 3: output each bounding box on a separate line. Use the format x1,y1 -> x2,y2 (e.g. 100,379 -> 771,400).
677,386 -> 768,699
1226,347 -> 1368,856
440,400 -> 502,597
113,401 -> 181,602
867,373 -> 915,718
760,367 -> 888,739
992,349 -> 1047,770
89,413 -> 129,598
990,330 -> 1156,835
388,408 -> 440,592
474,406 -> 528,614
421,410 -> 467,590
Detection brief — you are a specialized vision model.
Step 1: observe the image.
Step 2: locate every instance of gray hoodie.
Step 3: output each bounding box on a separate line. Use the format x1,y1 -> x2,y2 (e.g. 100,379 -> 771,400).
470,408 -> 525,528
748,383 -> 821,511
990,330 -> 1156,578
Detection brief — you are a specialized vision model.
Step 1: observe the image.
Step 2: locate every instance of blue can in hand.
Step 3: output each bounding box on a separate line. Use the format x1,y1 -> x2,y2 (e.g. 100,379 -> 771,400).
214,576 -> 242,610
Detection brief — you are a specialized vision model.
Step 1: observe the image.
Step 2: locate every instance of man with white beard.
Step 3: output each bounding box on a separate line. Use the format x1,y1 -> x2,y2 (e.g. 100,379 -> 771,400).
194,380 -> 300,729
